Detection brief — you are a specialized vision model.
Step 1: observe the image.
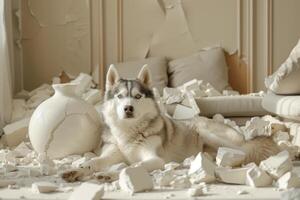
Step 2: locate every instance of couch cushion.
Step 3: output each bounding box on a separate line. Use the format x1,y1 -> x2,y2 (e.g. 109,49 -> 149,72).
262,92 -> 300,121
168,47 -> 229,91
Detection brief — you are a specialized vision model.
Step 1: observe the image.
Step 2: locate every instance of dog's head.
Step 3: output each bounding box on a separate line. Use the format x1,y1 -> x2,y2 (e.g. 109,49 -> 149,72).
103,64 -> 159,123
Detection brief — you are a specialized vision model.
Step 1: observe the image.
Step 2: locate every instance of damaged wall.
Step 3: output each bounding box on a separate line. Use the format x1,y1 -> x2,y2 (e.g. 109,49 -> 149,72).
19,0 -> 300,92
21,0 -> 91,90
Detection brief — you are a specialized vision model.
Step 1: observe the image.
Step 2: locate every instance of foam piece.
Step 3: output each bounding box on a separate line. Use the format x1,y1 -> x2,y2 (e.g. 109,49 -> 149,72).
215,163 -> 256,184
289,123 -> 300,147
71,157 -> 89,168
108,163 -> 128,172
181,79 -> 199,92
173,104 -> 197,120
216,147 -> 246,167
14,142 -> 32,157
246,165 -> 273,187
183,92 -> 200,114
119,166 -> 153,193
69,182 -> 104,200
243,117 -> 271,140
188,152 -> 216,183
277,172 -> 300,189
212,114 -> 225,123
31,182 -> 58,193
170,175 -> 191,189
182,155 -> 195,168
259,150 -> 292,179
3,118 -> 30,147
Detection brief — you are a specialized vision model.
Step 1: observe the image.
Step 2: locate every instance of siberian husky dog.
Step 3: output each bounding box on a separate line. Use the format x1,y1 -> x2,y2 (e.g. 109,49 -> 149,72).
62,65 -> 279,182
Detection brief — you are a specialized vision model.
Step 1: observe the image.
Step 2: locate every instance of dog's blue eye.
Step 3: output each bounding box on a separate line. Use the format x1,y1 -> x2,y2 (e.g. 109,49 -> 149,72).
117,94 -> 122,98
135,94 -> 142,99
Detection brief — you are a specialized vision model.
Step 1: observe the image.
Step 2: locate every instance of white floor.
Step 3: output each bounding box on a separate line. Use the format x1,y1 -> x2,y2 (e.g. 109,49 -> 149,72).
1,166 -> 299,200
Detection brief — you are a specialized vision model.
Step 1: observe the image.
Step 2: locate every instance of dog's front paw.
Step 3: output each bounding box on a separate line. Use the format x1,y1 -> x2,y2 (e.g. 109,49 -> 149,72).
94,171 -> 119,183
61,168 -> 91,182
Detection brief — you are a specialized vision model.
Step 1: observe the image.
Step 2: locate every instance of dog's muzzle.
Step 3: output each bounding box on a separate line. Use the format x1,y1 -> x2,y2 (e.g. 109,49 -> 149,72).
124,105 -> 134,118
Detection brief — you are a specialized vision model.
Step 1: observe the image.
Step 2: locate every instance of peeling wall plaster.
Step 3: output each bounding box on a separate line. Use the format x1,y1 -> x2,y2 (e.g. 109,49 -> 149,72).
22,0 -> 91,90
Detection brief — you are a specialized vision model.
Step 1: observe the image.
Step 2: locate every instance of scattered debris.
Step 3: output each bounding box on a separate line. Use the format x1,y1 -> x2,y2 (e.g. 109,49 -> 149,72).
246,165 -> 273,187
276,172 -> 300,189
189,152 -> 216,183
170,175 -> 191,189
259,150 -> 292,179
215,163 -> 256,184
188,186 -> 204,197
68,182 -> 104,200
216,147 -> 246,167
173,104 -> 197,120
242,117 -> 271,140
119,166 -> 153,193
31,182 -> 58,193
236,190 -> 248,195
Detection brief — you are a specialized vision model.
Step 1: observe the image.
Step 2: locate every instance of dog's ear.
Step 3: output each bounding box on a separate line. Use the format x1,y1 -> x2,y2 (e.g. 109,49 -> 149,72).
106,64 -> 120,91
137,64 -> 151,87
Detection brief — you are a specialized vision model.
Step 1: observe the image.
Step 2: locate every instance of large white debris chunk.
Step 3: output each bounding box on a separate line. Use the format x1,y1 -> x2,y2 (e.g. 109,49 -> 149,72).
246,165 -> 273,187
216,147 -> 246,167
277,172 -> 300,189
163,87 -> 183,104
173,104 -> 197,120
31,182 -> 58,193
182,155 -> 195,168
182,92 -> 200,114
281,189 -> 300,200
188,152 -> 216,183
259,150 -> 292,179
243,117 -> 271,140
273,131 -> 290,143
119,166 -> 153,193
3,118 -> 31,147
215,163 -> 256,184
170,175 -> 191,189
69,182 -> 104,200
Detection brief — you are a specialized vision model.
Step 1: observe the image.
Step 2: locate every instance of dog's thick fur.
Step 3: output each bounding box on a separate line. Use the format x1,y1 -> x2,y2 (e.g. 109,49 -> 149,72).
62,65 -> 280,182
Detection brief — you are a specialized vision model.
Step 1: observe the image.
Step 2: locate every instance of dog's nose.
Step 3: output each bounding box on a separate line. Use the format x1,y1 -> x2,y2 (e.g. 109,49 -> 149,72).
124,105 -> 134,114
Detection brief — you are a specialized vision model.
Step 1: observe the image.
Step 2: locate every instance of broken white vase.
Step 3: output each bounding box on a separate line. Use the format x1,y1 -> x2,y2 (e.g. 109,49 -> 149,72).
29,83 -> 102,159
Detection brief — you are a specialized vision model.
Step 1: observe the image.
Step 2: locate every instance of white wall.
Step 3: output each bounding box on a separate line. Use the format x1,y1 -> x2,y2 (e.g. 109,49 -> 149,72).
20,0 -> 300,92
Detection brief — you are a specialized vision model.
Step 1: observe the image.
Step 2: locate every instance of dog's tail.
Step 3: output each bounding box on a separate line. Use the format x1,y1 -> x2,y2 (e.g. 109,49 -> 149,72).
240,136 -> 280,165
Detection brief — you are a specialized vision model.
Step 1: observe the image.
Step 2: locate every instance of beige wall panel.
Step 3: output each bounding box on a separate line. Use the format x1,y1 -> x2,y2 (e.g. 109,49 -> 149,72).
122,0 -> 164,60
182,0 -> 237,53
273,0 -> 300,70
22,0 -> 91,90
